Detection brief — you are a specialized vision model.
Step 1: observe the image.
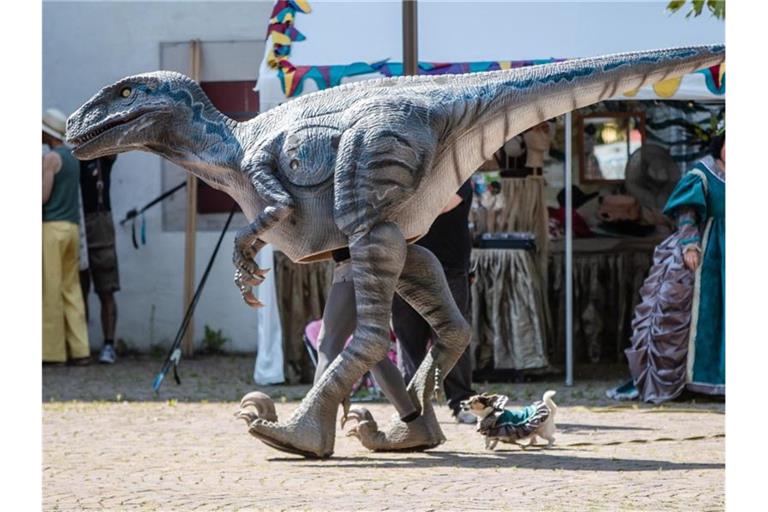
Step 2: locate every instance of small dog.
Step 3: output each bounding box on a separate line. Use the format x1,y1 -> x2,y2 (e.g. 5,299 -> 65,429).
460,390 -> 557,451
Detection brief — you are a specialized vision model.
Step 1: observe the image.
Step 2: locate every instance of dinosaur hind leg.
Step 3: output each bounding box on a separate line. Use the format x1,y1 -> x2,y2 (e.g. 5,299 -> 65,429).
397,245 -> 472,409
241,222 -> 406,458
345,245 -> 471,452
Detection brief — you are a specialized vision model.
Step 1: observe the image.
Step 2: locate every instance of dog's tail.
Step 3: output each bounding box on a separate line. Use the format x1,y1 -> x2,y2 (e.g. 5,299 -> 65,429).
543,390 -> 557,411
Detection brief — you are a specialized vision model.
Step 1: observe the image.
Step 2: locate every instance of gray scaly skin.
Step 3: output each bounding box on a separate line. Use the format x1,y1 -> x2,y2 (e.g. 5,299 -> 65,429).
67,45 -> 724,458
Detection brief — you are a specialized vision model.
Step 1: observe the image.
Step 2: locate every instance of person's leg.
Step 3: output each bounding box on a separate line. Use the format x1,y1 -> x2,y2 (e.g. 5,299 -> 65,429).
95,289 -> 118,363
79,269 -> 90,322
42,223 -> 67,363
314,278 -> 357,384
89,232 -> 120,362
316,264 -> 418,420
60,223 -> 90,360
97,291 -> 117,345
441,271 -> 475,414
391,294 -> 432,385
370,357 -> 419,421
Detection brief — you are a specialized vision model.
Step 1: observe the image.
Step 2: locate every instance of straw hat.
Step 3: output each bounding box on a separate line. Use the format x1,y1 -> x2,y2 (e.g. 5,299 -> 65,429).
42,108 -> 68,141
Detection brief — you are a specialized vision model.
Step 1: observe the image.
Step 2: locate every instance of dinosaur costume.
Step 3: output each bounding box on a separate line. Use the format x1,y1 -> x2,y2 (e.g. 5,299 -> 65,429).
66,45 -> 724,458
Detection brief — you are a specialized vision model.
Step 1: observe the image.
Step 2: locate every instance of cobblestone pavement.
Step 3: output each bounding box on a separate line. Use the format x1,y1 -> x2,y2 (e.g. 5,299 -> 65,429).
43,356 -> 724,511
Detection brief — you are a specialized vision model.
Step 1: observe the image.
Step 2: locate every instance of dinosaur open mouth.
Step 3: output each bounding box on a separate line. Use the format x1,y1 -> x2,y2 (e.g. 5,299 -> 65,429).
68,110 -> 151,147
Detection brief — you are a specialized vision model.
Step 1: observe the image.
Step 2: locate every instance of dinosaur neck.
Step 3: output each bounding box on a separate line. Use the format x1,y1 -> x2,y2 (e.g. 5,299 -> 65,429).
150,103 -> 247,189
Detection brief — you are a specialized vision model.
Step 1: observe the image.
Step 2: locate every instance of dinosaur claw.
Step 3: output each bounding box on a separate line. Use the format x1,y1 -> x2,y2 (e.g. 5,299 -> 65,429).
237,391 -> 278,424
235,268 -> 268,307
254,267 -> 271,277
245,295 -> 265,308
342,408 -> 370,429
243,275 -> 265,286
236,410 -> 258,424
240,288 -> 264,308
339,397 -> 352,428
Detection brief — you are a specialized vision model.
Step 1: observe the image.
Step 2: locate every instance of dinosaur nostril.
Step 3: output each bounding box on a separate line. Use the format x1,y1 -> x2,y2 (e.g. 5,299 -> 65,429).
290,159 -> 299,170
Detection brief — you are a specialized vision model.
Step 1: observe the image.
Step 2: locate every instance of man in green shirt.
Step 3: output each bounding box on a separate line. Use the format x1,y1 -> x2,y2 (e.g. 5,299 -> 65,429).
43,108 -> 90,364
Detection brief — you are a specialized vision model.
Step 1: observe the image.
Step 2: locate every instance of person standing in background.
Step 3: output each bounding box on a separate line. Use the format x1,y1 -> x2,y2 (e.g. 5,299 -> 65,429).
79,154 -> 121,364
42,108 -> 90,365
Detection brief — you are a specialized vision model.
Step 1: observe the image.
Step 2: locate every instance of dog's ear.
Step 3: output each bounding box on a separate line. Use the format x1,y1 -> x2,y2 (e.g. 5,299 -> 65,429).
478,395 -> 495,406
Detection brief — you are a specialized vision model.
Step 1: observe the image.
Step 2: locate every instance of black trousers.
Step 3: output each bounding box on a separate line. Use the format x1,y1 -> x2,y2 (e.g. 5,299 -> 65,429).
392,269 -> 475,413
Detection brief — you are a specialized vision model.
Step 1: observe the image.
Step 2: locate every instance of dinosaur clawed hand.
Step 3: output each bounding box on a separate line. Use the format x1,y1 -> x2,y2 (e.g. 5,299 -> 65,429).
233,264 -> 270,308
232,236 -> 271,308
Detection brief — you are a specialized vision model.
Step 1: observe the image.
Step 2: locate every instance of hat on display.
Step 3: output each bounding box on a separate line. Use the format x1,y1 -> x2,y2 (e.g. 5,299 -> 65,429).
557,185 -> 599,209
624,144 -> 681,211
42,108 -> 68,141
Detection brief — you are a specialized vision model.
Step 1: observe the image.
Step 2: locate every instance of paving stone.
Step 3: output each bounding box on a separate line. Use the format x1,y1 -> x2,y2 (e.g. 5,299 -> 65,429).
43,355 -> 724,511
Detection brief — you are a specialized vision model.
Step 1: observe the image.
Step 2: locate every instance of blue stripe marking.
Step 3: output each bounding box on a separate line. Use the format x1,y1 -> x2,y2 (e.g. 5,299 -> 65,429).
142,82 -> 236,145
466,47 -> 716,99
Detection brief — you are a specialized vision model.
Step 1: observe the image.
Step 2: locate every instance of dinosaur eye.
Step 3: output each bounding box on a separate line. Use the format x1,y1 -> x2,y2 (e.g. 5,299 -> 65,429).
290,159 -> 299,170
120,87 -> 133,98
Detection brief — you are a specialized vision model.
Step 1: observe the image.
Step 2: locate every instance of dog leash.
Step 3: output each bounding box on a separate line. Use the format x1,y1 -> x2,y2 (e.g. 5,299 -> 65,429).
559,432 -> 725,448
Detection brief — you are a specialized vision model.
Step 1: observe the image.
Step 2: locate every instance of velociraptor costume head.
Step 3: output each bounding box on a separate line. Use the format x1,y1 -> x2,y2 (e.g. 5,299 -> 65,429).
67,71 -> 241,163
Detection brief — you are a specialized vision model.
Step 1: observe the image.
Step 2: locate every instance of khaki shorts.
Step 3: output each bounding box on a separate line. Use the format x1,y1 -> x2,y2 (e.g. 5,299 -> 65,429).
84,211 -> 120,293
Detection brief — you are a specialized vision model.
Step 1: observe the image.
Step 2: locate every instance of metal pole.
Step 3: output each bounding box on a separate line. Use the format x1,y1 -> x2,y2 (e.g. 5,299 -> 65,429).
182,39 -> 201,357
564,112 -> 574,386
402,0 -> 418,76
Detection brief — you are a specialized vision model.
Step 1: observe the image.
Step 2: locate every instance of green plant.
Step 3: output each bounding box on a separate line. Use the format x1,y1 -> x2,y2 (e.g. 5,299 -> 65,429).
667,0 -> 725,20
201,325 -> 229,354
115,338 -> 141,356
149,342 -> 167,359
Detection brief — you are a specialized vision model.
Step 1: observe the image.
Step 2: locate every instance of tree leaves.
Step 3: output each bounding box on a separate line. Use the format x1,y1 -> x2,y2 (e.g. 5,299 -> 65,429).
666,0 -> 725,20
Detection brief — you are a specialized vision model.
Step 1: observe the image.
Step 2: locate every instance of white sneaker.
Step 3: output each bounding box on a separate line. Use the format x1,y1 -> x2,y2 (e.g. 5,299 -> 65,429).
99,345 -> 117,364
453,409 -> 477,425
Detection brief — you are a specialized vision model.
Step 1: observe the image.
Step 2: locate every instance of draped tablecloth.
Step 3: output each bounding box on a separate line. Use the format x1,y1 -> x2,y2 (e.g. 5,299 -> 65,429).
274,247 -> 551,379
274,236 -> 659,380
547,236 -> 660,365
471,248 -> 550,371
471,177 -> 550,285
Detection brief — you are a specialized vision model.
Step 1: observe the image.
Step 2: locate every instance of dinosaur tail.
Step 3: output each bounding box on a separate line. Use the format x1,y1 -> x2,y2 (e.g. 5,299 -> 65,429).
439,44 -> 725,168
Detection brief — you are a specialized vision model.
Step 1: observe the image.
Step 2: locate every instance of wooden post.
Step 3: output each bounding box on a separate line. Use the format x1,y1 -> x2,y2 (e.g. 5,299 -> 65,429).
402,0 -> 418,76
182,39 -> 202,357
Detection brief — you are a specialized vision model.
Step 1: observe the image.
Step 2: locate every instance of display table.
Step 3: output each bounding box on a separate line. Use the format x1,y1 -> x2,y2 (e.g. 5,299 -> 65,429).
547,236 -> 660,365
274,235 -> 659,381
471,248 -> 550,371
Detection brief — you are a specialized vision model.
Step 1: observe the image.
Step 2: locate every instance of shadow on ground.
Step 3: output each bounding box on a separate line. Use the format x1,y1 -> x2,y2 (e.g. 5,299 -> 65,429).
42,354 -> 724,412
267,450 -> 724,471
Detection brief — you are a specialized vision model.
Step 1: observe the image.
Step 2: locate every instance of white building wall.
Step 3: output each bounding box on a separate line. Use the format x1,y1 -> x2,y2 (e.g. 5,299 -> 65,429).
43,0 -> 274,352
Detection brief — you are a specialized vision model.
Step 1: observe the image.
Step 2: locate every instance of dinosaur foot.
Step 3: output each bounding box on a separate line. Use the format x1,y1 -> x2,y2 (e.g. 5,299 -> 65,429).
343,403 -> 446,452
236,391 -> 337,459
